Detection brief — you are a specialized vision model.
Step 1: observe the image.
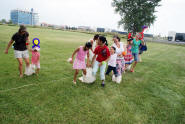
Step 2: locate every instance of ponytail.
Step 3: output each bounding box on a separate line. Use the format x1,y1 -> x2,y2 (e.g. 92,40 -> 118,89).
105,40 -> 108,46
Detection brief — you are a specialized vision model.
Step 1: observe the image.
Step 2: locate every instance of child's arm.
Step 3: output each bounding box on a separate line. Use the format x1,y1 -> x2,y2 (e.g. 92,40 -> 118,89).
105,56 -> 110,63
26,37 -> 31,52
86,52 -> 90,67
141,39 -> 145,45
99,56 -> 110,66
4,40 -> 14,54
71,48 -> 80,63
91,54 -> 96,67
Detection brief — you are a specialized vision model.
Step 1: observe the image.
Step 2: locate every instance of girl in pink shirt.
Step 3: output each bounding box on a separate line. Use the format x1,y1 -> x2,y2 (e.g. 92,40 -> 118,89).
70,42 -> 92,84
31,46 -> 40,75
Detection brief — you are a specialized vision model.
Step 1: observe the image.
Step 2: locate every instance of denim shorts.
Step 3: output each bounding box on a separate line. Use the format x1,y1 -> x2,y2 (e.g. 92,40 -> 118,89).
14,50 -> 29,59
132,53 -> 139,62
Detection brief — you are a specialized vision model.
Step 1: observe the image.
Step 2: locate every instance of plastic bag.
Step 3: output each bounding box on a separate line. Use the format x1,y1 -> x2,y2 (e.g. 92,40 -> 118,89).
79,68 -> 96,83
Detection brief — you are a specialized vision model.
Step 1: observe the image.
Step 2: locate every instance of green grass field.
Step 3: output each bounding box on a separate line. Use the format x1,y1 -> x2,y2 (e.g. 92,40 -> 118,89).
0,25 -> 185,124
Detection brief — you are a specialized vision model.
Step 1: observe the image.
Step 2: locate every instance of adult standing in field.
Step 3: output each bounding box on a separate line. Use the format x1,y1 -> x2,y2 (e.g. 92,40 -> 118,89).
4,25 -> 31,78
89,34 -> 99,61
130,33 -> 145,72
112,36 -> 126,83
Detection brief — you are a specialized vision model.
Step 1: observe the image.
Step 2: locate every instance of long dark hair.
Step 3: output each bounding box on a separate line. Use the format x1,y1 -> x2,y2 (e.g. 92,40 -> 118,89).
84,42 -> 92,50
99,36 -> 108,46
93,34 -> 99,40
113,35 -> 120,42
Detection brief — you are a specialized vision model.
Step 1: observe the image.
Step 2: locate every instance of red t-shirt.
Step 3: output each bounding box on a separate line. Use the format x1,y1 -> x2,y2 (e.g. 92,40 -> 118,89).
94,45 -> 110,62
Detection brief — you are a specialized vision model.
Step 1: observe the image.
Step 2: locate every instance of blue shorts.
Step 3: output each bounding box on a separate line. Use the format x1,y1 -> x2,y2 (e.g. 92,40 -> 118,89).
132,53 -> 139,62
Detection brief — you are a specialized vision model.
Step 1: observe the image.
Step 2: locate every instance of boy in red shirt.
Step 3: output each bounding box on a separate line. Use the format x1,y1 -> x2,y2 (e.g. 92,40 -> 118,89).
92,36 -> 110,87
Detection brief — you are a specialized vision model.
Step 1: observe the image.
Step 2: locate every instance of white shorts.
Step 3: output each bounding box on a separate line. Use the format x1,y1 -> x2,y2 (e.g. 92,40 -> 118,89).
14,50 -> 29,59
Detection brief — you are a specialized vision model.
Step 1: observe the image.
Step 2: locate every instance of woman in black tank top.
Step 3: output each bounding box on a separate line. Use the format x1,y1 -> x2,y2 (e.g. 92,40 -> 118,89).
5,25 -> 31,78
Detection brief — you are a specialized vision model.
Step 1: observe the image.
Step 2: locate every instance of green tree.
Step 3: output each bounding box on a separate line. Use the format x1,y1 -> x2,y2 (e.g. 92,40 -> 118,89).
1,19 -> 7,24
112,0 -> 161,34
8,20 -> 13,24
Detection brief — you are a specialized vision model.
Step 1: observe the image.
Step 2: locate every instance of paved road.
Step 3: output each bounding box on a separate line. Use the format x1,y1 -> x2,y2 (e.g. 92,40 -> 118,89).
144,38 -> 185,45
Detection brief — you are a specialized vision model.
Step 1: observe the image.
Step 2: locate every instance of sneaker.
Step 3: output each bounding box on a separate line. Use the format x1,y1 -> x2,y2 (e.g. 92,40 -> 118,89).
78,76 -> 84,82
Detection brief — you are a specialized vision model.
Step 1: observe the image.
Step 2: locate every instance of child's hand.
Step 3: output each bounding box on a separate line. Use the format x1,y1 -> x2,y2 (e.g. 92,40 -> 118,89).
4,49 -> 8,54
67,58 -> 73,64
87,64 -> 92,68
118,54 -> 122,57
70,59 -> 73,64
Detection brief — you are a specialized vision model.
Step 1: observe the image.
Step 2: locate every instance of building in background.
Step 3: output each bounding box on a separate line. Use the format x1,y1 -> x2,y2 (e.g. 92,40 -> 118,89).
78,26 -> 91,31
10,8 -> 39,25
97,28 -> 105,32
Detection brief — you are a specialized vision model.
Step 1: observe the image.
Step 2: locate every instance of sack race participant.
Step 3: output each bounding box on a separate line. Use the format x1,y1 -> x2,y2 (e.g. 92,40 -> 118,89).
30,39 -> 41,75
68,42 -> 92,84
112,36 -> 126,83
92,36 -> 110,87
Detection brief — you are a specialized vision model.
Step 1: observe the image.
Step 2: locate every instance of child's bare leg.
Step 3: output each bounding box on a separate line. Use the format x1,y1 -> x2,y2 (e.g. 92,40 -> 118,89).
125,64 -> 128,71
17,58 -> 23,78
139,54 -> 142,62
131,61 -> 137,72
36,68 -> 40,75
74,69 -> 79,83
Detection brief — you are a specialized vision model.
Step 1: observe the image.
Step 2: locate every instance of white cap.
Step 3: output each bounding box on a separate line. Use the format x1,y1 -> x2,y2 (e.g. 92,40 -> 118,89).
32,46 -> 40,51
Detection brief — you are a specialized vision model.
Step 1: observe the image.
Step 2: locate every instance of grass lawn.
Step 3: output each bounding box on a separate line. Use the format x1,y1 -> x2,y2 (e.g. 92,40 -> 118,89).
0,25 -> 185,124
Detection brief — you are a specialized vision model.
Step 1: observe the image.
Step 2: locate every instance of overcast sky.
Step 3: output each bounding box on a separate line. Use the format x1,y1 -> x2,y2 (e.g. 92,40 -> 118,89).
0,0 -> 185,36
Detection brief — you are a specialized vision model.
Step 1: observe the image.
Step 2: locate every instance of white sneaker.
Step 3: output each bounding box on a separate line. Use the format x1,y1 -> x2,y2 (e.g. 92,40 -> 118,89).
78,76 -> 84,82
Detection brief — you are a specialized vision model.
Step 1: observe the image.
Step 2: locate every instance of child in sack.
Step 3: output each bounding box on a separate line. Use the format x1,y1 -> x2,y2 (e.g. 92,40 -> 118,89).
31,46 -> 40,75
105,46 -> 118,81
69,42 -> 92,84
92,36 -> 110,87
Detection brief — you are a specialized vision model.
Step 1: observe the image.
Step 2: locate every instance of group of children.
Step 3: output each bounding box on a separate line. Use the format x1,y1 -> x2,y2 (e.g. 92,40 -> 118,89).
69,33 -> 145,87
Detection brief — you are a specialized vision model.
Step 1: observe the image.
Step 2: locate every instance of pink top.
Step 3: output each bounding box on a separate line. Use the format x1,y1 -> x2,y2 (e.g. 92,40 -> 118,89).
76,46 -> 88,61
32,51 -> 40,64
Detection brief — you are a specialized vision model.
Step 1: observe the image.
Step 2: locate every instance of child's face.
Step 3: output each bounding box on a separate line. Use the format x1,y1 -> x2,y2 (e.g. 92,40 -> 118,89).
98,39 -> 103,45
110,47 -> 115,54
128,40 -> 132,44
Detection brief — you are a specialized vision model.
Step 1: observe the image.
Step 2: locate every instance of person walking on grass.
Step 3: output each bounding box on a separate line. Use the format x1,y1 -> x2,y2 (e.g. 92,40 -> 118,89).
89,34 -> 99,61
105,46 -> 118,81
4,25 -> 31,78
125,38 -> 134,71
130,33 -> 145,72
112,36 -> 126,83
92,36 -> 110,87
70,42 -> 92,84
